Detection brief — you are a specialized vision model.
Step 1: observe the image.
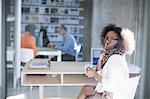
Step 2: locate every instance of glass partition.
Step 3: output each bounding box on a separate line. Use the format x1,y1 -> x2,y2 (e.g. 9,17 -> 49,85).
0,0 -> 6,98
21,0 -> 92,61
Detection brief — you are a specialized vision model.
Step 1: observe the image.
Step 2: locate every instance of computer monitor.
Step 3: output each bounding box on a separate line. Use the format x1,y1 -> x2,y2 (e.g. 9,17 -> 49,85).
91,48 -> 102,68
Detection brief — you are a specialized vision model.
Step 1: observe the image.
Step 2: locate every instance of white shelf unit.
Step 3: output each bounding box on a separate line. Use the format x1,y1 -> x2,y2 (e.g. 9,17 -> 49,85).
21,61 -> 97,86
21,61 -> 96,99
22,73 -> 96,86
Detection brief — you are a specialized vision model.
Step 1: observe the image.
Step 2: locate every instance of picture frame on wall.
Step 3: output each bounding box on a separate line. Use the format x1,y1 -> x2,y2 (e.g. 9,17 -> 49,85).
59,17 -> 68,24
22,0 -> 31,5
21,23 -> 28,32
40,16 -> 50,23
10,25 -> 14,32
51,8 -> 58,15
30,16 -> 39,22
50,17 -> 59,23
41,0 -> 47,4
67,26 -> 80,34
48,34 -> 63,42
35,24 -> 41,32
10,32 -> 14,41
47,25 -> 59,33
22,7 -> 30,14
10,5 -> 15,14
32,0 -> 40,5
35,7 -> 39,13
45,8 -> 49,14
22,15 -> 30,22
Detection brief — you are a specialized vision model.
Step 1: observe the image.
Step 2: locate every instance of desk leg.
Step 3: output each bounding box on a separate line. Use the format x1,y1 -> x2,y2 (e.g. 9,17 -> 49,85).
39,86 -> 44,99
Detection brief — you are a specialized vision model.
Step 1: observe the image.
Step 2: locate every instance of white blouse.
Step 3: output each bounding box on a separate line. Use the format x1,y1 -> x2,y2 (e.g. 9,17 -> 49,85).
95,54 -> 129,98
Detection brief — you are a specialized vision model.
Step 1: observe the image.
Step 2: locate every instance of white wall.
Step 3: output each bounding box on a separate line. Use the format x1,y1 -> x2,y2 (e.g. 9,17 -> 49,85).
140,0 -> 150,98
91,0 -> 143,64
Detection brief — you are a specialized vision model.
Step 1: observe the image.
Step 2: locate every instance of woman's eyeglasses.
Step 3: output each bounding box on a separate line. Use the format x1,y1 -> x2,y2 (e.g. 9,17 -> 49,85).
104,37 -> 119,42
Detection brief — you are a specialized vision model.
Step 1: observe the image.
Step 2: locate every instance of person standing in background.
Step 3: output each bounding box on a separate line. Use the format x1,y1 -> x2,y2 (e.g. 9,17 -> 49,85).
21,24 -> 37,57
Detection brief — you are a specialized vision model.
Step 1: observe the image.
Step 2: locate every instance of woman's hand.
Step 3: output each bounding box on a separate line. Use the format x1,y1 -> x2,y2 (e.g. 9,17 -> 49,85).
96,49 -> 106,71
99,49 -> 106,60
85,68 -> 96,77
85,68 -> 102,82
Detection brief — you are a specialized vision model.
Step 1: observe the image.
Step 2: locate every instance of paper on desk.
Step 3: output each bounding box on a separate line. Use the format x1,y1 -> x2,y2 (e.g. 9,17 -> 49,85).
30,61 -> 49,68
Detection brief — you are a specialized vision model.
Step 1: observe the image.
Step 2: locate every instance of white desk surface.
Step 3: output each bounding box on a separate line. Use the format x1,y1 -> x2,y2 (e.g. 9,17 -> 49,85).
37,47 -> 61,55
23,61 -> 90,74
23,61 -> 140,74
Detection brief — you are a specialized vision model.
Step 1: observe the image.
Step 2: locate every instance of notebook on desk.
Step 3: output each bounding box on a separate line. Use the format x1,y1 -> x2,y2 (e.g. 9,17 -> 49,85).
29,59 -> 50,70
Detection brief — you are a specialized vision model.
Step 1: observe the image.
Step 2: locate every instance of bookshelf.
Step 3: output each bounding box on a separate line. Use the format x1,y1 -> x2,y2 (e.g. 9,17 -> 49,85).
21,0 -> 85,46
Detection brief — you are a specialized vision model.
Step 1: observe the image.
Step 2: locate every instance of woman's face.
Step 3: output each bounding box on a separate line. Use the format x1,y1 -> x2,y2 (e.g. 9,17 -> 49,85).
104,31 -> 119,49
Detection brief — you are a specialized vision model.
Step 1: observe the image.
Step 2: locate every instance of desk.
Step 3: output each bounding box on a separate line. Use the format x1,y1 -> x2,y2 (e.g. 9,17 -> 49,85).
21,61 -> 140,99
21,61 -> 96,99
37,47 -> 62,62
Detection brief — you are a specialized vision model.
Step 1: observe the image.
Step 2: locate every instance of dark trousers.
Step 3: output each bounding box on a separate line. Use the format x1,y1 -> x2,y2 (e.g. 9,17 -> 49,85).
35,55 -> 48,59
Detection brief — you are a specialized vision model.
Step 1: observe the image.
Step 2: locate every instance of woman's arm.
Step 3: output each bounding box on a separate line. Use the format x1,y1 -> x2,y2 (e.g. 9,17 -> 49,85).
86,68 -> 103,82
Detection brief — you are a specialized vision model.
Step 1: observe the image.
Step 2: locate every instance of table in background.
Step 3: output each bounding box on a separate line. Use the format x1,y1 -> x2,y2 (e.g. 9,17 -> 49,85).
37,47 -> 62,62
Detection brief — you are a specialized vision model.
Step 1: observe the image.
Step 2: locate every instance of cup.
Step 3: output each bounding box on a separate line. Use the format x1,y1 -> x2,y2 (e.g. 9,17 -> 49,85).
84,64 -> 93,75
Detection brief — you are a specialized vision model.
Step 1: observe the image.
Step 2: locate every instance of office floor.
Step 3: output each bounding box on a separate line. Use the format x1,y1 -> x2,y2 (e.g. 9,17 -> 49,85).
6,68 -> 82,99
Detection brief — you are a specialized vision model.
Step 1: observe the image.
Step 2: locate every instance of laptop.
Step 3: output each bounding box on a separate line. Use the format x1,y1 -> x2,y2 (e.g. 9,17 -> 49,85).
91,48 -> 102,68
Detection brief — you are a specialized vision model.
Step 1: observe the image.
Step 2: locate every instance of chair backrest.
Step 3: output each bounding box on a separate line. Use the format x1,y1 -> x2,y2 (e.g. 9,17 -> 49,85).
128,63 -> 141,74
75,44 -> 82,61
115,75 -> 140,99
6,94 -> 26,99
128,75 -> 140,99
20,48 -> 34,63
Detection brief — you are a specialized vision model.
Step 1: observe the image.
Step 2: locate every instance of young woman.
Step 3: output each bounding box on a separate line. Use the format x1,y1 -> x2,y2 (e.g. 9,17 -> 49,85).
77,24 -> 135,99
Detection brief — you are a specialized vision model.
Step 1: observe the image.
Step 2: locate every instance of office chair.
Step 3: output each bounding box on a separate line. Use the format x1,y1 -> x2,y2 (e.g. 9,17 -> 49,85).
20,48 -> 34,66
20,48 -> 34,91
75,44 -> 82,62
114,75 -> 141,99
6,94 -> 26,99
87,75 -> 140,99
